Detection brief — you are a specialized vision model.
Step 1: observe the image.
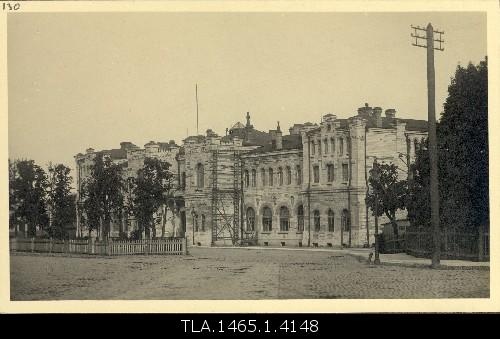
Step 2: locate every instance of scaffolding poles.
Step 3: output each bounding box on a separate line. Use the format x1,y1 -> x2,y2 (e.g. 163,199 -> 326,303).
209,149 -> 241,245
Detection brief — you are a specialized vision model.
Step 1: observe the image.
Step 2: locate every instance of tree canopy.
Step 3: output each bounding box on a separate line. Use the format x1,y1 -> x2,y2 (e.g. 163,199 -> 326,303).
408,58 -> 488,232
129,157 -> 173,239
80,154 -> 124,239
365,162 -> 407,238
9,160 -> 49,236
47,163 -> 75,239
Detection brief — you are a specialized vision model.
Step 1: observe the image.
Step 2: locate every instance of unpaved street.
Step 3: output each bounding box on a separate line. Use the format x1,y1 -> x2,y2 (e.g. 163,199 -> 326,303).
10,247 -> 489,300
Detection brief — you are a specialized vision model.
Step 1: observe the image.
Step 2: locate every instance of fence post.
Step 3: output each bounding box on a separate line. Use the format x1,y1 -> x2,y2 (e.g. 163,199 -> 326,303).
31,237 -> 35,253
478,226 -> 484,261
183,237 -> 188,255
107,239 -> 112,256
146,239 -> 150,255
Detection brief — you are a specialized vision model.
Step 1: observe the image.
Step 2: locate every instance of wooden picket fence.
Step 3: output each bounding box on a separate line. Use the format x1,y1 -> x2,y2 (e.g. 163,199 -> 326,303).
10,237 -> 188,256
405,229 -> 489,261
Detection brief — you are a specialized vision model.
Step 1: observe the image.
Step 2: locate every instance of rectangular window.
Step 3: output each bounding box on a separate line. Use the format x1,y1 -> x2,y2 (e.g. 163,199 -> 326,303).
311,141 -> 315,155
313,166 -> 320,183
339,138 -> 344,155
327,164 -> 334,182
318,140 -> 322,155
261,169 -> 266,186
342,163 -> 349,181
324,139 -> 328,153
331,138 -> 335,154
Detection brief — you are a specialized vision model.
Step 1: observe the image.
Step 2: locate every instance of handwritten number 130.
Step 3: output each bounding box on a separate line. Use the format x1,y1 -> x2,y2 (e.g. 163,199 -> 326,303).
3,3 -> 21,11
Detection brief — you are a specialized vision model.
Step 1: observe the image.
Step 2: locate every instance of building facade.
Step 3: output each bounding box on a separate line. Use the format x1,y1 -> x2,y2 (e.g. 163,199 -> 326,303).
75,104 -> 427,247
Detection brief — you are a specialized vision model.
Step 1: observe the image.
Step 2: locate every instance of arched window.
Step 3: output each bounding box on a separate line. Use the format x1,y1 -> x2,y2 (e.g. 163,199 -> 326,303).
279,206 -> 290,232
251,169 -> 256,187
193,213 -> 199,232
261,168 -> 266,186
244,170 -> 249,188
286,166 -> 292,185
324,138 -> 329,153
314,210 -> 321,232
278,167 -> 283,186
246,207 -> 255,231
262,207 -> 272,232
328,209 -> 335,232
196,164 -> 204,188
201,214 -> 206,232
296,165 -> 302,185
297,205 -> 304,232
269,168 -> 274,186
341,209 -> 350,231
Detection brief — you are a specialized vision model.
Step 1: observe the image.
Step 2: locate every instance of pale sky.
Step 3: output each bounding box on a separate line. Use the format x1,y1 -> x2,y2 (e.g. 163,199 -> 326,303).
8,12 -> 486,178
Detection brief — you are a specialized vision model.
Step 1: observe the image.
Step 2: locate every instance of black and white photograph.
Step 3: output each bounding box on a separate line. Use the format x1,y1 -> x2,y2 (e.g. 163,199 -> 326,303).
2,1 -> 497,311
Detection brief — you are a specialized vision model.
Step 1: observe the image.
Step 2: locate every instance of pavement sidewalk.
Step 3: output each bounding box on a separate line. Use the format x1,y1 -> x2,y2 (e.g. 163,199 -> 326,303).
192,245 -> 490,270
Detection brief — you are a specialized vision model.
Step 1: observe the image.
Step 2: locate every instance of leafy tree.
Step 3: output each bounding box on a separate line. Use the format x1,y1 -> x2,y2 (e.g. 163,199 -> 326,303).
9,159 -> 18,235
47,163 -> 75,239
365,162 -> 407,238
408,58 -> 488,233
406,139 -> 431,229
80,154 -> 124,240
130,157 -> 173,239
10,159 -> 49,237
439,58 -> 488,232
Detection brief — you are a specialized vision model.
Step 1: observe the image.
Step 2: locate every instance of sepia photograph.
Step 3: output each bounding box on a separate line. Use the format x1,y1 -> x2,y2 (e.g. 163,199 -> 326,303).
2,1 -> 496,311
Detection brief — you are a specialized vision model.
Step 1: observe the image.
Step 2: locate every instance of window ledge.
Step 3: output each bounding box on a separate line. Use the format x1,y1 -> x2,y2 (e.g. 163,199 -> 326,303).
260,232 -> 272,235
277,232 -> 289,234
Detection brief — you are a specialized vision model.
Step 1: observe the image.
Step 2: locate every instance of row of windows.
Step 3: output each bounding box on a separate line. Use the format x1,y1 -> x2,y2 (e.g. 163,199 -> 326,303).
193,162 -> 348,189
310,137 -> 348,156
244,166 -> 302,188
312,164 -> 349,183
246,206 -> 350,233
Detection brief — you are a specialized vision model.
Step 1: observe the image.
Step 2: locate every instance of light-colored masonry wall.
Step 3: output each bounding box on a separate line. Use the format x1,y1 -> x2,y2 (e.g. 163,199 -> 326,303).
242,150 -> 303,247
76,115 -> 427,247
183,136 -> 258,247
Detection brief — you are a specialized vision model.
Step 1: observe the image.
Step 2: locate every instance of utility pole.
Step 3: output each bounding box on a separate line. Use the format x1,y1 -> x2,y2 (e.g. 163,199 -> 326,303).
411,23 -> 444,268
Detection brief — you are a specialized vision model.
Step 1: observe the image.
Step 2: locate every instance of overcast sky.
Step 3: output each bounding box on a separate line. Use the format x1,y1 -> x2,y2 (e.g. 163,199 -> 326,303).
8,12 -> 486,177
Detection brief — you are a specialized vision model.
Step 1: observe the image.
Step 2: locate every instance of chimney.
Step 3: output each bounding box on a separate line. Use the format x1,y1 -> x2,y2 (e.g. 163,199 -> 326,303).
246,112 -> 252,128
269,122 -> 283,151
385,108 -> 396,120
357,103 -> 373,119
275,122 -> 282,150
373,107 -> 383,128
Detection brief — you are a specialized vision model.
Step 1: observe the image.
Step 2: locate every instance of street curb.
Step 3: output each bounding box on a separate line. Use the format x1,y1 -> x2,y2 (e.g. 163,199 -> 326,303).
190,245 -> 490,270
344,251 -> 490,271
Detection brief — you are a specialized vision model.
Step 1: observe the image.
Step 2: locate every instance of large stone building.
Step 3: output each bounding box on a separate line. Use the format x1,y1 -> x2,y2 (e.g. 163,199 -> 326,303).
75,103 -> 427,247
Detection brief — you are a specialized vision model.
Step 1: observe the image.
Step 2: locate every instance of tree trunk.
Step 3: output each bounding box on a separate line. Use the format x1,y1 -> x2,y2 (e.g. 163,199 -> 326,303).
161,205 -> 167,238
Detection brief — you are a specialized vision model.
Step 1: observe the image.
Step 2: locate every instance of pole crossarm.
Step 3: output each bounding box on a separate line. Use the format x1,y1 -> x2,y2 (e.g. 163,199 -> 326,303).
411,25 -> 445,51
